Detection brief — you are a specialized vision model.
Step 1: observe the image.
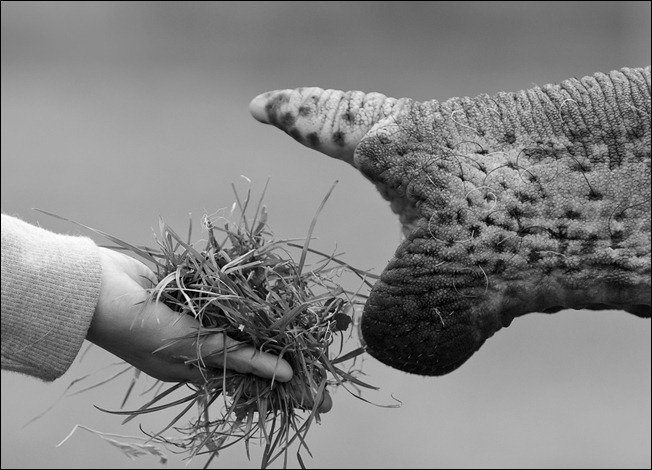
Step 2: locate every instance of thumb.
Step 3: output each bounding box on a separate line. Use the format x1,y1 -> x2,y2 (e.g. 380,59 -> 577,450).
249,87 -> 414,165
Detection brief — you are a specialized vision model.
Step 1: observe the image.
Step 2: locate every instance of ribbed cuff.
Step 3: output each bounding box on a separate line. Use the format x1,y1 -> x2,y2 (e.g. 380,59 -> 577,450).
1,214 -> 102,381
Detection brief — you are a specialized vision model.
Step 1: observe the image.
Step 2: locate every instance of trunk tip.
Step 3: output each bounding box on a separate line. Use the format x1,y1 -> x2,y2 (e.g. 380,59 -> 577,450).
249,92 -> 272,124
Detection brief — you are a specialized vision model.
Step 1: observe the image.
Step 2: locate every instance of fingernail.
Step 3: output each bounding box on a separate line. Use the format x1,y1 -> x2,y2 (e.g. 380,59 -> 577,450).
272,360 -> 293,382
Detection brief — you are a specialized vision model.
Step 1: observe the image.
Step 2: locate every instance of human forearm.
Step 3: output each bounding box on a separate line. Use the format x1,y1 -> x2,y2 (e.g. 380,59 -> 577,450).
1,214 -> 102,381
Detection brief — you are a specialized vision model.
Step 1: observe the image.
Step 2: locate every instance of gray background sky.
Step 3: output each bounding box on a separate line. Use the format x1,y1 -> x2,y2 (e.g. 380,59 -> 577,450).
1,2 -> 650,468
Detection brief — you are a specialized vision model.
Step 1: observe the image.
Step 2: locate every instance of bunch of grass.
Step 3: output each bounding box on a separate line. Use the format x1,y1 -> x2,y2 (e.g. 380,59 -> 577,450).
46,181 -> 379,468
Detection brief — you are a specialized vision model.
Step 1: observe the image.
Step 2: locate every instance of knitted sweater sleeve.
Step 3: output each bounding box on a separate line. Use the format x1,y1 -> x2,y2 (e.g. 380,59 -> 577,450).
1,214 -> 102,381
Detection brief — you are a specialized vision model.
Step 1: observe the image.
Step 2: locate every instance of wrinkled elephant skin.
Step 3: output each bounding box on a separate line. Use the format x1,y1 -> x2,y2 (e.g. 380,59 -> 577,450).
250,67 -> 651,375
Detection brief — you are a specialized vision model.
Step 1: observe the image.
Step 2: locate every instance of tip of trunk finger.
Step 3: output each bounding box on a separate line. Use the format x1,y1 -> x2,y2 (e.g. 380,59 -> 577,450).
249,92 -> 272,124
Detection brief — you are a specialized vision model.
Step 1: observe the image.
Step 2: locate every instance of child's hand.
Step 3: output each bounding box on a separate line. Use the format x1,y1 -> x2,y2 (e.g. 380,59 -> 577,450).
87,247 -> 294,384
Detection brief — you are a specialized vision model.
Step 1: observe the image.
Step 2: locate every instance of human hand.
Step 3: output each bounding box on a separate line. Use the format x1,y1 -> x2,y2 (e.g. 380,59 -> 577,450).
87,247 -> 295,384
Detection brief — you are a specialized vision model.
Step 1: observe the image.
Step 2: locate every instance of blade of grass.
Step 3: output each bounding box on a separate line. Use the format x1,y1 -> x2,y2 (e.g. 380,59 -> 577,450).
94,393 -> 198,417
33,209 -> 165,269
297,180 -> 338,275
330,346 -> 366,365
121,369 -> 142,409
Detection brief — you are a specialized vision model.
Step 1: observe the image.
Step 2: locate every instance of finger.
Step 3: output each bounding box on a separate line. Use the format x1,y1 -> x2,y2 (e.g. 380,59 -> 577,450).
249,87 -> 414,165
101,247 -> 158,288
310,389 -> 332,413
171,363 -> 331,414
200,334 -> 294,383
123,256 -> 158,289
292,386 -> 333,413
319,390 -> 333,413
154,360 -> 209,383
141,302 -> 294,382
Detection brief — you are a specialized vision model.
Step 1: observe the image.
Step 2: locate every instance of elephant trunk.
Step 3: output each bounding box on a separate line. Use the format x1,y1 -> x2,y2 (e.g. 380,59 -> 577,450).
358,67 -> 651,375
249,88 -> 415,165
422,67 -> 650,169
249,67 -> 651,376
